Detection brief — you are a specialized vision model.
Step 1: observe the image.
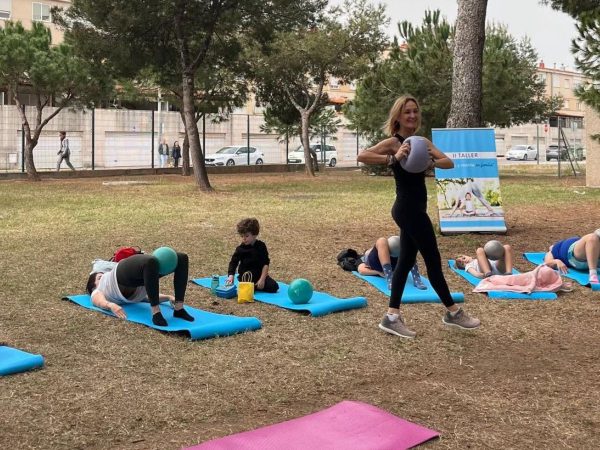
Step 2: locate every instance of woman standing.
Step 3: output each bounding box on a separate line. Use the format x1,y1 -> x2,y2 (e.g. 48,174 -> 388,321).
357,95 -> 480,338
172,141 -> 182,168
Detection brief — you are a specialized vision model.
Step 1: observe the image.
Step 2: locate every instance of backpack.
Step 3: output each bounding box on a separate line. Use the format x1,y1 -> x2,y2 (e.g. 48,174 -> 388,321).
110,246 -> 143,262
337,248 -> 363,272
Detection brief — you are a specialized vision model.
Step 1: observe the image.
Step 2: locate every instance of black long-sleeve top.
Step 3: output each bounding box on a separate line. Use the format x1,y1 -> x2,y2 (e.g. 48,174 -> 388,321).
227,240 -> 270,282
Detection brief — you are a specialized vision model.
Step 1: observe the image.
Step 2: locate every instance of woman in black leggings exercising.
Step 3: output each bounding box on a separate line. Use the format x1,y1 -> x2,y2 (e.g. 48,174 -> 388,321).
86,252 -> 194,327
357,95 -> 480,338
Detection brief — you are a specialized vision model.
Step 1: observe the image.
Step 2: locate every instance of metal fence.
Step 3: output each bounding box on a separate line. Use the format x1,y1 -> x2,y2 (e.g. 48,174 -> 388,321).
0,106 -> 369,172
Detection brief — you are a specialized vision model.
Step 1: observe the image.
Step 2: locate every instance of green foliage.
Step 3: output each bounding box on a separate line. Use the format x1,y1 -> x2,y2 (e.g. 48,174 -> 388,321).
545,1 -> 600,124
346,10 -> 560,139
0,21 -> 113,107
252,0 -> 388,173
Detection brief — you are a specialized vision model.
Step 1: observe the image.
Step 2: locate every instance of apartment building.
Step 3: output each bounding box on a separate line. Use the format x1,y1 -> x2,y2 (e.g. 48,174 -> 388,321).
494,61 -> 586,157
0,0 -> 70,43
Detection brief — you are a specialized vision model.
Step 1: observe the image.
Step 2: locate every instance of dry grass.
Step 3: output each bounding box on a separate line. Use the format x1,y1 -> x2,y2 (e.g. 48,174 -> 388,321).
1,169 -> 600,450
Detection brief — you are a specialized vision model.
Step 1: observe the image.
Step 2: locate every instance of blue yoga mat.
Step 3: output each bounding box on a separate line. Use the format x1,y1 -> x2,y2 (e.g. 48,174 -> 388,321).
0,346 -> 44,376
448,260 -> 557,300
351,271 -> 464,304
523,252 -> 600,291
63,295 -> 262,340
191,276 -> 367,317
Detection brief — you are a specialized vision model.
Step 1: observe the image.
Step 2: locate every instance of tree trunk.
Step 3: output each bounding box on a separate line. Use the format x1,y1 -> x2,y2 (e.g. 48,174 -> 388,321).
182,74 -> 212,191
178,110 -> 191,176
446,0 -> 488,128
16,104 -> 40,181
300,111 -> 315,176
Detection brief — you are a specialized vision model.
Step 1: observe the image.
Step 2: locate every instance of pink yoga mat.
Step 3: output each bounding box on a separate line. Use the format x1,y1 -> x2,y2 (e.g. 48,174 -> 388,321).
186,400 -> 439,450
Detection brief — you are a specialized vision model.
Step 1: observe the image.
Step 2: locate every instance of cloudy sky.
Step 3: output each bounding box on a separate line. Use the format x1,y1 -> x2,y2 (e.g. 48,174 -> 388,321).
330,0 -> 578,69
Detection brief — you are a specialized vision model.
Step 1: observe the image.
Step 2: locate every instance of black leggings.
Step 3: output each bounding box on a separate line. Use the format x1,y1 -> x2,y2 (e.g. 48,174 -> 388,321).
116,253 -> 188,307
390,204 -> 455,309
257,275 -> 279,293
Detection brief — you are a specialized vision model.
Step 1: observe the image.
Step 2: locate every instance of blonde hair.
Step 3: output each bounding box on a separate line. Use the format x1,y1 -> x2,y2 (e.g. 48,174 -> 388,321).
455,258 -> 466,270
383,95 -> 421,136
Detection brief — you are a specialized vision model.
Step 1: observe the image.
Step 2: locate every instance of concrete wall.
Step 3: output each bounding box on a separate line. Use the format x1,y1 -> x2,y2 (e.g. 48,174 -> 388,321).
0,106 -> 366,171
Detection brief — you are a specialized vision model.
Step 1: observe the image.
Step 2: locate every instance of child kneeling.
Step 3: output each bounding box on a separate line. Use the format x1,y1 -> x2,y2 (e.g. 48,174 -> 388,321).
226,218 -> 279,292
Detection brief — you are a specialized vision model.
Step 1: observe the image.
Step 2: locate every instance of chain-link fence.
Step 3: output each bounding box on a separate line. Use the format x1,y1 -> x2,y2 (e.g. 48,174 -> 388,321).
0,106 -> 369,173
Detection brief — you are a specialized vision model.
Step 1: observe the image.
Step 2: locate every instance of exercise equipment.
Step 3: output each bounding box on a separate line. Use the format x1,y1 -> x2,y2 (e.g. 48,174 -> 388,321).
352,271 -> 464,304
401,136 -> 430,173
448,259 -> 557,300
484,240 -> 505,260
152,246 -> 178,275
288,278 -> 314,304
184,400 -> 439,450
192,276 -> 367,316
387,235 -> 400,258
63,294 -> 262,340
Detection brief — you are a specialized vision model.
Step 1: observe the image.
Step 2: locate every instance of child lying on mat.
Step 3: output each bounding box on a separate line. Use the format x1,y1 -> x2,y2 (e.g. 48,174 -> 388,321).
455,243 -> 514,278
358,236 -> 425,290
544,229 -> 600,284
86,252 -> 194,327
226,218 -> 279,292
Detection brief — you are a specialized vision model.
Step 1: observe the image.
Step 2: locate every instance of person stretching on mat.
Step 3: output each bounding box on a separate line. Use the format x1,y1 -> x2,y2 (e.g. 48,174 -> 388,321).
357,94 -> 480,338
455,244 -> 514,278
358,236 -> 426,290
86,252 -> 194,326
544,229 -> 600,284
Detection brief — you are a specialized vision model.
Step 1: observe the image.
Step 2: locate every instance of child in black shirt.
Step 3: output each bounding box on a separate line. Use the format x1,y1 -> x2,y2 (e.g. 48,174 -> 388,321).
226,218 -> 279,292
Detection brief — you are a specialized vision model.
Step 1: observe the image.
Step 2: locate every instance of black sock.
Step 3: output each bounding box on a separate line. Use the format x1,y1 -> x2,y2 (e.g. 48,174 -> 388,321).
152,311 -> 168,327
173,307 -> 194,322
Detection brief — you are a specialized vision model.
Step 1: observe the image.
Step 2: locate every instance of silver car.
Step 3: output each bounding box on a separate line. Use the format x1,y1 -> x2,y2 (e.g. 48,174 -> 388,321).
205,146 -> 264,166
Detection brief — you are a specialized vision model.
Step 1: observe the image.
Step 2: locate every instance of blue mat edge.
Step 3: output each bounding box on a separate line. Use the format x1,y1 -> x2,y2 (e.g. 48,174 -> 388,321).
62,295 -> 262,340
448,260 -> 557,300
350,271 -> 465,303
0,346 -> 45,376
523,252 -> 600,291
190,278 -> 368,317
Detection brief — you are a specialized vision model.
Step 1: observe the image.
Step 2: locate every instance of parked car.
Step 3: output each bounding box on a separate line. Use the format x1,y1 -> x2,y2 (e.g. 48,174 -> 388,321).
205,146 -> 264,166
287,144 -> 338,167
545,145 -> 569,161
505,145 -> 537,161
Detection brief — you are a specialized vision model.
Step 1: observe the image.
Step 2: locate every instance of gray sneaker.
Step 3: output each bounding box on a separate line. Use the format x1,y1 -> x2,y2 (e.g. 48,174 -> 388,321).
442,308 -> 481,330
379,315 -> 417,339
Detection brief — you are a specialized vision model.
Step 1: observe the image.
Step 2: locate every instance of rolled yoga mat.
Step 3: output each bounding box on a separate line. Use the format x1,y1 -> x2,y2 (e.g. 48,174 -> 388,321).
0,346 -> 44,376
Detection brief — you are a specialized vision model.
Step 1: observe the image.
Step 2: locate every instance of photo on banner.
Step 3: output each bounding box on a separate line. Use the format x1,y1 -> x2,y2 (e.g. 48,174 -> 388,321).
432,128 -> 507,234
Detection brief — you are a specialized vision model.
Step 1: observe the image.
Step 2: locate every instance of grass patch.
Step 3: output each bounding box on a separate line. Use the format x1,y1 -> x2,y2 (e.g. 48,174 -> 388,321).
1,169 -> 599,450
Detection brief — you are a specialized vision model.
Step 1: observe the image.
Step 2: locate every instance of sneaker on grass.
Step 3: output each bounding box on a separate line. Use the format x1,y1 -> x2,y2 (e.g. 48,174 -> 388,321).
379,315 -> 416,339
442,308 -> 480,330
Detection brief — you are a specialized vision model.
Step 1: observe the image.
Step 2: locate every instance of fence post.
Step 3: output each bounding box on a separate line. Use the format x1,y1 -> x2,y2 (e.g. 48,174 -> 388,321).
356,130 -> 359,167
21,104 -> 25,173
247,114 -> 250,165
202,113 -> 206,158
91,107 -> 95,170
151,109 -> 155,169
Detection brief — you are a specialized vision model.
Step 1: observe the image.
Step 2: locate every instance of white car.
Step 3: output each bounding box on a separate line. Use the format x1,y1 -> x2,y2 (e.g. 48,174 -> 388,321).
205,146 -> 264,166
287,144 -> 338,167
505,145 -> 537,161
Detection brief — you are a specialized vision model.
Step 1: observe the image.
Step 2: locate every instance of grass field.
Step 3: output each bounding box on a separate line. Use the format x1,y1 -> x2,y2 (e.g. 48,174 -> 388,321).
1,169 -> 600,449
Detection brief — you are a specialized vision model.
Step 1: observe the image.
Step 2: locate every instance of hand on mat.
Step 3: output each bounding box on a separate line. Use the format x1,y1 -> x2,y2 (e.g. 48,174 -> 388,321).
256,278 -> 265,290
225,275 -> 234,286
554,260 -> 568,274
108,303 -> 127,319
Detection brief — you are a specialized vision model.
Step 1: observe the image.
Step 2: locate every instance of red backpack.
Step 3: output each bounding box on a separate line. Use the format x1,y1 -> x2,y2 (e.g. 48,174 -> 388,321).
110,246 -> 143,262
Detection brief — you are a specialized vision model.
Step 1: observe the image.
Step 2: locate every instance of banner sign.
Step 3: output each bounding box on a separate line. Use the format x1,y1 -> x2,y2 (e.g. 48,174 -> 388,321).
432,128 -> 507,234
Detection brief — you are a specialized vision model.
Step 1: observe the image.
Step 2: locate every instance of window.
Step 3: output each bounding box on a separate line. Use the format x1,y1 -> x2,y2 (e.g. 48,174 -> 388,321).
564,99 -> 569,109
552,73 -> 560,87
564,79 -> 570,89
0,0 -> 10,19
32,2 -> 50,22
